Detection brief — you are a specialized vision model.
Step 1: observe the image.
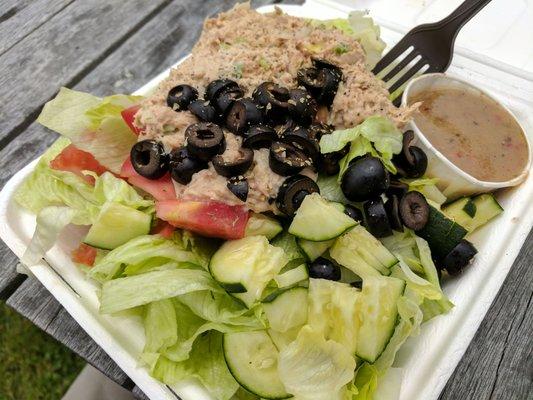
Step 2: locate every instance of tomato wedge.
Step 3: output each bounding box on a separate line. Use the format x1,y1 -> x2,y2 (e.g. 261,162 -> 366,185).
150,219 -> 176,238
50,144 -> 107,185
71,243 -> 97,266
120,157 -> 176,201
156,200 -> 249,240
121,104 -> 141,135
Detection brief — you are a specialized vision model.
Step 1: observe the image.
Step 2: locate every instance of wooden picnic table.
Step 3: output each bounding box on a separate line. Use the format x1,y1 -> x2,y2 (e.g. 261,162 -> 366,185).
0,1 -> 531,399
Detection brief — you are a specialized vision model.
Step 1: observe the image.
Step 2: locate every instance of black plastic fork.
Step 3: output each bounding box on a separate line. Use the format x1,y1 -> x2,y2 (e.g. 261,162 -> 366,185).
372,0 -> 492,105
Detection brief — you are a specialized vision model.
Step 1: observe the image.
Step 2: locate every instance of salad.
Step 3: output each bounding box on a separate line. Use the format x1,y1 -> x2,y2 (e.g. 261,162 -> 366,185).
15,4 -> 504,400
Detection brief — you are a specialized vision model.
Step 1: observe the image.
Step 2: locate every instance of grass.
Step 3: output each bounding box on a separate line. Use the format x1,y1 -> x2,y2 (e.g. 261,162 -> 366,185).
0,301 -> 85,400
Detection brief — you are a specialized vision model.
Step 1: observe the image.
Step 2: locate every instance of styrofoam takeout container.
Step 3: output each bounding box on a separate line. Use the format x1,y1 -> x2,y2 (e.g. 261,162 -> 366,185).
402,73 -> 532,200
0,1 -> 532,399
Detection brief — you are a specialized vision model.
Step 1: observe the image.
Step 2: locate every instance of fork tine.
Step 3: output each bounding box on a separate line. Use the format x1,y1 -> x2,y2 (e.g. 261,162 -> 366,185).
382,50 -> 419,82
372,39 -> 412,75
388,58 -> 428,95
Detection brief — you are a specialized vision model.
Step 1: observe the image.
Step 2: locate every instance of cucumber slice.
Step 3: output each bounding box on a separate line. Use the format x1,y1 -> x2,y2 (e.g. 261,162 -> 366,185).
356,276 -> 405,363
209,236 -> 287,307
330,225 -> 397,278
274,264 -> 308,288
442,194 -> 503,233
263,287 -> 308,332
268,326 -> 301,351
224,331 -> 291,399
245,213 -> 283,239
416,206 -> 467,260
298,238 -> 334,262
289,193 -> 356,241
84,203 -> 151,250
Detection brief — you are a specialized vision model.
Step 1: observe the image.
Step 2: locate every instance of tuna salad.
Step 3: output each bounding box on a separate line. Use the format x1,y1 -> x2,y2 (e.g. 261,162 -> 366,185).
133,4 -> 416,213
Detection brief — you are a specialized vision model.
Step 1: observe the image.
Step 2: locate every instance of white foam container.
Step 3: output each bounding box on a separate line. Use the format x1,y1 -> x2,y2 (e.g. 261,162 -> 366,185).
0,1 -> 531,399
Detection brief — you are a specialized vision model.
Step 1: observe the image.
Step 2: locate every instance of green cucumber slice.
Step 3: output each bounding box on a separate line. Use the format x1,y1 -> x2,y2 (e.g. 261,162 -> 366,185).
356,275 -> 405,363
84,203 -> 151,250
245,213 -> 283,239
223,331 -> 291,399
263,287 -> 308,332
442,194 -> 503,233
274,264 -> 308,288
288,193 -> 356,241
297,238 -> 334,262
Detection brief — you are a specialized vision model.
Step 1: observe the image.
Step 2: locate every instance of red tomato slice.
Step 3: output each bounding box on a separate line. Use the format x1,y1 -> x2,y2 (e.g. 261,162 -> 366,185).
120,157 -> 176,201
121,104 -> 141,135
151,219 -> 176,238
156,200 -> 249,240
50,144 -> 107,185
71,243 -> 97,266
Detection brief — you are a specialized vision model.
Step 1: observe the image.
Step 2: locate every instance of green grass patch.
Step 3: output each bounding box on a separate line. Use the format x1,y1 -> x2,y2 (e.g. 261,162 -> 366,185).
0,301 -> 85,400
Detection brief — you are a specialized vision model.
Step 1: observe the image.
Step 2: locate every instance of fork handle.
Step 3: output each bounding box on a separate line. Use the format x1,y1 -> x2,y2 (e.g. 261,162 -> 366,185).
437,0 -> 492,37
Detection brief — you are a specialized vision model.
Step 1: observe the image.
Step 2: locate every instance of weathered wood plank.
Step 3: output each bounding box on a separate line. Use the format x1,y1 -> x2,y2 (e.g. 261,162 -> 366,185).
6,277 -> 131,387
132,385 -> 150,400
439,230 -> 533,400
0,252 -> 26,300
0,0 -> 171,148
0,0 -> 75,55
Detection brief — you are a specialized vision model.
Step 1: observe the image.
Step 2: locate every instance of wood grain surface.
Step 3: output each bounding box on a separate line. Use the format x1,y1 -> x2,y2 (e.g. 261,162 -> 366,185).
0,1 -> 531,399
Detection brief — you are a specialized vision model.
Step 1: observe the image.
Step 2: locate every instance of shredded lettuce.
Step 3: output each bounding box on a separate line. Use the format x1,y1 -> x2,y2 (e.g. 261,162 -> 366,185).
37,88 -> 140,174
143,299 -> 178,354
278,326 -> 356,400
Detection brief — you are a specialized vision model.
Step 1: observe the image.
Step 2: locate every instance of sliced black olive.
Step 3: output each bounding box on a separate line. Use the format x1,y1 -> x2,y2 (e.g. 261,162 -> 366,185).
280,126 -> 320,162
243,125 -> 277,150
274,117 -> 297,136
213,87 -> 244,117
225,98 -> 263,135
308,257 -> 341,281
205,79 -> 239,102
440,239 -> 478,276
344,204 -> 363,222
167,84 -> 198,111
308,123 -> 333,142
385,195 -> 404,232
227,176 -> 249,202
130,140 -> 168,179
252,82 -> 290,122
386,180 -> 409,198
297,67 -> 341,106
269,142 -> 311,176
312,58 -> 343,79
212,148 -> 254,177
276,174 -> 319,215
399,191 -> 429,231
363,197 -> 393,238
169,147 -> 207,185
393,130 -> 428,178
341,156 -> 390,202
188,100 -> 217,122
288,88 -> 317,126
185,122 -> 226,162
318,144 -> 349,176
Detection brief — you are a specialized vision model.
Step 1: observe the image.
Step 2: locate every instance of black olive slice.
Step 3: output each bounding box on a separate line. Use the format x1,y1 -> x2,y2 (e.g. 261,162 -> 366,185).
243,125 -> 277,150
130,140 -> 169,179
276,174 -> 320,215
269,142 -> 311,176
280,126 -> 320,163
341,156 -> 390,202
363,197 -> 393,238
440,239 -> 478,276
274,117 -> 297,136
297,67 -> 322,97
297,67 -> 341,106
225,98 -> 263,135
288,88 -> 317,126
385,195 -> 404,232
399,191 -> 429,231
213,87 -> 244,117
205,79 -> 239,102
185,122 -> 226,162
212,148 -> 254,178
344,204 -> 363,222
318,144 -> 349,176
252,82 -> 290,122
308,123 -> 333,142
188,100 -> 217,122
393,130 -> 428,178
308,257 -> 341,281
312,58 -> 343,78
167,84 -> 198,111
386,180 -> 409,198
169,147 -> 207,185
227,176 -> 249,202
